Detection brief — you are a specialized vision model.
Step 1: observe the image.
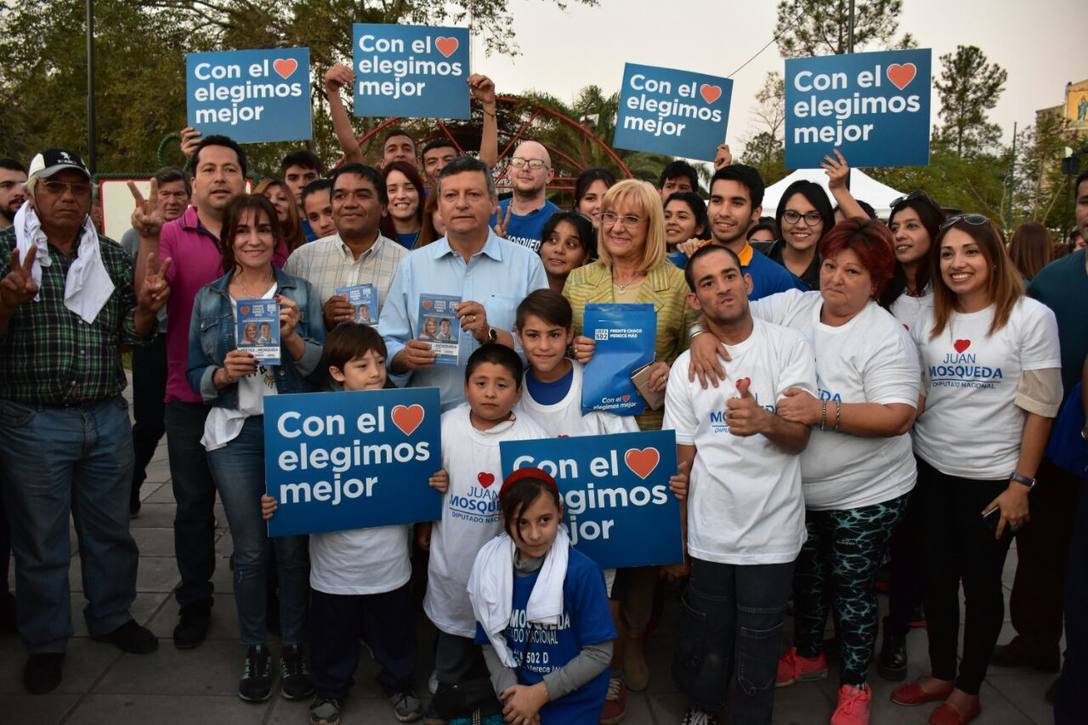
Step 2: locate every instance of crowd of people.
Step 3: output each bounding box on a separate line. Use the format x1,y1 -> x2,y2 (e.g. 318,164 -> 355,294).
0,68 -> 1086,725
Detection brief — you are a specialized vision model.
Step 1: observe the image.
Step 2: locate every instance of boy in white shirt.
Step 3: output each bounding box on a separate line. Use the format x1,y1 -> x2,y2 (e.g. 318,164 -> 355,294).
420,344 -> 548,720
261,323 -> 421,725
662,244 -> 817,725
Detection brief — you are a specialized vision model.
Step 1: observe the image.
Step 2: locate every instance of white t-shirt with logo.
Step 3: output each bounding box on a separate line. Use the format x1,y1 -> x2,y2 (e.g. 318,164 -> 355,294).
309,524 -> 411,596
751,290 -> 920,510
662,319 -> 817,565
910,297 -> 1061,479
889,286 -> 933,334
424,404 -> 548,637
515,360 -> 640,438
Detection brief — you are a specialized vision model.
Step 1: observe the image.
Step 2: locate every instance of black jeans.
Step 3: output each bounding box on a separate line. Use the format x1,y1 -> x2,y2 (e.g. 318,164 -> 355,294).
310,584 -> 416,699
130,336 -> 167,508
164,401 -> 217,610
886,460 -> 927,638
916,458 -> 1013,695
1055,475 -> 1088,724
673,557 -> 793,723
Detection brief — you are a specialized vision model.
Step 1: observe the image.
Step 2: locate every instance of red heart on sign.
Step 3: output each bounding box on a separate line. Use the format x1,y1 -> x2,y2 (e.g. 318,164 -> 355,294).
622,394 -> 631,402
886,63 -> 917,91
390,404 -> 425,436
624,448 -> 660,480
953,339 -> 971,353
699,84 -> 722,104
435,36 -> 459,58
272,58 -> 298,80
478,472 -> 495,487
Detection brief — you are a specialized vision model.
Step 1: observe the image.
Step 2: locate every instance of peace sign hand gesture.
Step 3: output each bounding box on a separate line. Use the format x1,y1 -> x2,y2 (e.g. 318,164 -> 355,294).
137,252 -> 172,313
492,202 -> 513,239
0,246 -> 40,309
129,179 -> 164,238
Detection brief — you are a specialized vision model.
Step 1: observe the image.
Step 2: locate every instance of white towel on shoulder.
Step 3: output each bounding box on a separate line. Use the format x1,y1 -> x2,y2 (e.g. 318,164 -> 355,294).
467,526 -> 571,668
14,202 -> 115,324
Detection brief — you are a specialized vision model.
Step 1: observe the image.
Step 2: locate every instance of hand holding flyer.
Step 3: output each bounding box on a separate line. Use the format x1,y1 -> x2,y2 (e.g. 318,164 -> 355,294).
236,298 -> 281,365
336,284 -> 378,325
417,294 -> 461,365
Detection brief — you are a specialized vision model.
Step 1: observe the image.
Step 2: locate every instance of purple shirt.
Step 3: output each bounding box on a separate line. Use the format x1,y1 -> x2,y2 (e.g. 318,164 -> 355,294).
160,206 -> 287,403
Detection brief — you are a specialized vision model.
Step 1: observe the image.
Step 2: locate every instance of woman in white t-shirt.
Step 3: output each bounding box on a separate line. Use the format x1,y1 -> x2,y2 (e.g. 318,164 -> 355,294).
741,220 -> 920,724
891,214 -> 1062,724
188,195 -> 325,704
875,190 -> 946,682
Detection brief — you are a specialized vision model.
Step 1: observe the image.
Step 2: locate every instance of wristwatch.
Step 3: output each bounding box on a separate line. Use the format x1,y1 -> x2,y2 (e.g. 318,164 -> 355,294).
1010,473 -> 1037,490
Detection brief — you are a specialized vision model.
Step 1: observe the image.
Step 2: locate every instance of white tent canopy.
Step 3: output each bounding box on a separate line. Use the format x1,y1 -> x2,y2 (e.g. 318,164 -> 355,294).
761,168 -> 905,221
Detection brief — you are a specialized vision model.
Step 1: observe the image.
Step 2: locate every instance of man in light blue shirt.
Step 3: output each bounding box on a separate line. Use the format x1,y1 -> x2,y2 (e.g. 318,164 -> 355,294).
379,157 -> 548,410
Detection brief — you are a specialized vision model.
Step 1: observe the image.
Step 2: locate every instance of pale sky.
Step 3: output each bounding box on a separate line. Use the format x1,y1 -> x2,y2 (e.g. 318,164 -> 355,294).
474,0 -> 1087,156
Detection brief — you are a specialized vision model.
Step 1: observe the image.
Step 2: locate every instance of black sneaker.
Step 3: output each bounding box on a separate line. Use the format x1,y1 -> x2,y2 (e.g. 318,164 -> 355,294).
92,619 -> 159,654
310,696 -> 344,725
173,602 -> 212,650
239,644 -> 273,702
23,652 -> 64,694
280,643 -> 314,700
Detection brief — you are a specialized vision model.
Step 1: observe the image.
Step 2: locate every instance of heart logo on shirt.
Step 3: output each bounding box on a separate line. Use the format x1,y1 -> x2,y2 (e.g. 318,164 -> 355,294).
737,376 -> 751,388
272,58 -> 298,80
953,339 -> 971,353
435,36 -> 460,58
478,472 -> 496,488
390,404 -> 425,436
699,84 -> 723,104
624,448 -> 660,480
886,63 -> 917,91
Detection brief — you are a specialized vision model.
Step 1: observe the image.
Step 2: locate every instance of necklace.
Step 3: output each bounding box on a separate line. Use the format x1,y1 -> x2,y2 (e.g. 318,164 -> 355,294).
612,270 -> 644,291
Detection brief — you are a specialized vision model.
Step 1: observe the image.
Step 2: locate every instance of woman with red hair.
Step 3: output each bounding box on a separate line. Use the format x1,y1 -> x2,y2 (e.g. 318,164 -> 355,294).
732,219 -> 920,725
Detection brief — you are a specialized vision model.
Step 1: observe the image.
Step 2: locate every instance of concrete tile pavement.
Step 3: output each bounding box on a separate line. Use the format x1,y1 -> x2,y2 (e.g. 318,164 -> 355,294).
0,407 -> 1056,724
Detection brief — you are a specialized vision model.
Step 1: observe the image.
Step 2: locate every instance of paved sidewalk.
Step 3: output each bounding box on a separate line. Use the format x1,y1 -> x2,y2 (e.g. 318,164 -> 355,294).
0,402 -> 1057,723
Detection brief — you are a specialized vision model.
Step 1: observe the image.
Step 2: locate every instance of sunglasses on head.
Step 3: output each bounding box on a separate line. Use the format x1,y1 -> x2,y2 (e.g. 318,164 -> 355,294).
939,213 -> 989,231
889,190 -> 938,210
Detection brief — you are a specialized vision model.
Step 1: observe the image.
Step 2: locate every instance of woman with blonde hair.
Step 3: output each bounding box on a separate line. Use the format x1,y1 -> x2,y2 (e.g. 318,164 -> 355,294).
561,179 -> 693,719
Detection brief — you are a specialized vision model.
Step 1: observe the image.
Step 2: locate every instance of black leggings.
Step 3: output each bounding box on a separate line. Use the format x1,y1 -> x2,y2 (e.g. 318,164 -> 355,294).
917,458 -> 1014,695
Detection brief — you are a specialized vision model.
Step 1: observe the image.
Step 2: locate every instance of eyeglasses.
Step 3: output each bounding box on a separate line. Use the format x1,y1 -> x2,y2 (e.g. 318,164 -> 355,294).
939,213 -> 989,231
601,211 -> 643,229
890,190 -> 938,211
41,180 -> 92,196
782,209 -> 823,226
509,157 -> 549,171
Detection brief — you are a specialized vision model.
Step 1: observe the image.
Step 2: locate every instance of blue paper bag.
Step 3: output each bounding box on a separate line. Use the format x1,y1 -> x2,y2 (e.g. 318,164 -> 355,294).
581,303 -> 656,416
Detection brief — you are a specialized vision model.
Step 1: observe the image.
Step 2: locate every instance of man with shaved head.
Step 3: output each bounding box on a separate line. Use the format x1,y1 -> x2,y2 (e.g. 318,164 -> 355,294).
491,140 -> 559,252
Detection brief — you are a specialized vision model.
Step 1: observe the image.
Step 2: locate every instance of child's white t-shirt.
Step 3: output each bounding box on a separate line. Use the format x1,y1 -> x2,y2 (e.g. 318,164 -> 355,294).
515,359 -> 639,437
910,297 -> 1061,479
751,290 -> 920,510
309,525 -> 411,596
662,319 -> 817,565
424,404 -> 548,637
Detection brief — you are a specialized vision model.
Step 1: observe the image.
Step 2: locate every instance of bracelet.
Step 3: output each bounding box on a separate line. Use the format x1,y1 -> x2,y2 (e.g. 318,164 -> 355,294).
819,400 -> 828,431
688,322 -> 708,340
832,400 -> 842,431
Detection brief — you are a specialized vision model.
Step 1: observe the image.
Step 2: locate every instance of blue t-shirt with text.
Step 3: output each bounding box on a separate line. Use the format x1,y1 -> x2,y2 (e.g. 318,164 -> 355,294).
491,198 -> 560,253
475,548 -> 615,725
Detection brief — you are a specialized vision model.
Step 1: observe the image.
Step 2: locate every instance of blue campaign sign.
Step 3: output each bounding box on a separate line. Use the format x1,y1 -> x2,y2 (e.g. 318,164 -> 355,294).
785,49 -> 932,169
353,24 -> 470,120
264,387 -> 443,537
613,63 -> 732,161
186,48 -> 312,144
500,431 -> 682,569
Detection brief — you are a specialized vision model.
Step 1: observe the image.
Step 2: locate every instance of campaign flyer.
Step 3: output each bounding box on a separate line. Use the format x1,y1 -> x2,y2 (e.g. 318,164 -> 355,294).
417,294 -> 460,366
337,284 -> 378,325
236,298 -> 280,365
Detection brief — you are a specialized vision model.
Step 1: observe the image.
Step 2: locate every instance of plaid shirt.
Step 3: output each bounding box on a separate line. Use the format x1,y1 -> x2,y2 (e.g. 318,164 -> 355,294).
0,226 -> 149,405
283,233 -> 407,310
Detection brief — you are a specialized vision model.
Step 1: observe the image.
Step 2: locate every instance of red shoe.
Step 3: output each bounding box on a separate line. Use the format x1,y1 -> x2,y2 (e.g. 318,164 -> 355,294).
775,646 -> 828,687
599,676 -> 626,724
890,680 -> 955,706
831,684 -> 871,725
928,701 -> 981,725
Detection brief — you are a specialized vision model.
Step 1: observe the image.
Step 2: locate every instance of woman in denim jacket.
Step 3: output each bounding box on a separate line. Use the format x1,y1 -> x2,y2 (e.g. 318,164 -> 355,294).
187,194 -> 324,704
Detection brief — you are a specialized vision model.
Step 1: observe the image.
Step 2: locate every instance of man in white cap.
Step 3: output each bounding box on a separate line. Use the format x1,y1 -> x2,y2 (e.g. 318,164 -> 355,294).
0,148 -> 171,694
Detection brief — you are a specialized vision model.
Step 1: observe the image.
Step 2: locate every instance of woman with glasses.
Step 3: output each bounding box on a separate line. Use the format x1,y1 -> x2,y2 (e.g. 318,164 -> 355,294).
562,179 -> 694,718
891,214 -> 1061,725
768,180 -> 835,288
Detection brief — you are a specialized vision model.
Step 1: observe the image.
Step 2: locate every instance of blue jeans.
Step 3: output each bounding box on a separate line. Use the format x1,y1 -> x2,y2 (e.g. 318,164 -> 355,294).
0,397 -> 138,653
673,557 -> 793,723
206,415 -> 308,645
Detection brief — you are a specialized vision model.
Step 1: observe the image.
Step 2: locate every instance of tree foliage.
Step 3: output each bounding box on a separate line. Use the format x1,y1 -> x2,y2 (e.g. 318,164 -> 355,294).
933,45 -> 1007,157
773,0 -> 914,58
